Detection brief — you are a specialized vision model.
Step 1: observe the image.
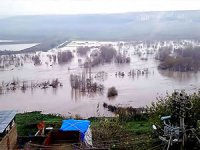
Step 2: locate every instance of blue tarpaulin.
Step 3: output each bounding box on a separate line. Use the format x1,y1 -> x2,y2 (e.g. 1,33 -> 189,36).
60,119 -> 90,141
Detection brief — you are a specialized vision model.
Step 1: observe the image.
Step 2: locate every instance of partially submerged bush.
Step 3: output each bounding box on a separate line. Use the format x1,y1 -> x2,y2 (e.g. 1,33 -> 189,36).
107,86 -> 118,97
103,102 -> 148,122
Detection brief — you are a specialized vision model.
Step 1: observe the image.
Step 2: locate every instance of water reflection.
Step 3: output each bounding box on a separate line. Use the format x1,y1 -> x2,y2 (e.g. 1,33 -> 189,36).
158,69 -> 199,82
52,86 -> 58,95
71,88 -> 104,102
0,40 -> 200,117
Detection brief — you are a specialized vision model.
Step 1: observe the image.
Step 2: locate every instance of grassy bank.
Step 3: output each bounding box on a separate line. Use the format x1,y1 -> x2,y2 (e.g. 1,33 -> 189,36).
15,91 -> 200,149
16,111 -> 152,149
16,111 -> 64,136
91,117 -> 152,149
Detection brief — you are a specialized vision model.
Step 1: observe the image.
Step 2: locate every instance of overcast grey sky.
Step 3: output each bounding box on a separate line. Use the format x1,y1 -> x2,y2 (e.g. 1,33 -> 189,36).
0,0 -> 200,17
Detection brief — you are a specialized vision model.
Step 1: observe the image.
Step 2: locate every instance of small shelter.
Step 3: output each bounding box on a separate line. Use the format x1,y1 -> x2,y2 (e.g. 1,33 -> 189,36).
60,119 -> 92,147
0,110 -> 17,150
25,119 -> 93,149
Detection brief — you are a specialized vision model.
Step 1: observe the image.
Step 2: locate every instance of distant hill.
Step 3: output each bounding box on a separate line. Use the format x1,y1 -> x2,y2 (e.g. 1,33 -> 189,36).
0,10 -> 200,41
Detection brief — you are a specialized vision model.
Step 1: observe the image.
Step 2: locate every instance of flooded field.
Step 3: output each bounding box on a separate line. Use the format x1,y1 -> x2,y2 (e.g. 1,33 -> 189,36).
0,40 -> 200,118
0,43 -> 39,51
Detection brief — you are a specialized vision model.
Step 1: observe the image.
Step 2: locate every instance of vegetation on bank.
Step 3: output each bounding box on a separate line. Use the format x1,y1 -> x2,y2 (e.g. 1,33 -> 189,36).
91,118 -> 152,149
147,91 -> 200,149
16,111 -> 64,136
15,90 -> 200,149
16,111 -> 152,149
147,91 -> 200,126
16,111 -> 151,136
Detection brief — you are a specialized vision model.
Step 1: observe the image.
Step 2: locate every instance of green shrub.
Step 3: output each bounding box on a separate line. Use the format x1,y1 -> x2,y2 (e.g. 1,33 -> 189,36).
147,91 -> 200,127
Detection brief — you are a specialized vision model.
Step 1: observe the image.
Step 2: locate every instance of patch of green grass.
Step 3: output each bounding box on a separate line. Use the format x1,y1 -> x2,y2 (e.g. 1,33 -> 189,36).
123,121 -> 152,135
16,112 -> 153,149
16,111 -> 64,136
90,118 -> 152,149
90,117 -> 151,135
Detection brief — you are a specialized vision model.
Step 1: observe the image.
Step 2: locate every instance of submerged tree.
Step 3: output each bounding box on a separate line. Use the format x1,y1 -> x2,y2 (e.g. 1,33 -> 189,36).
32,55 -> 41,65
57,51 -> 73,64
115,53 -> 130,63
157,46 -> 200,72
100,46 -> 117,63
77,46 -> 90,56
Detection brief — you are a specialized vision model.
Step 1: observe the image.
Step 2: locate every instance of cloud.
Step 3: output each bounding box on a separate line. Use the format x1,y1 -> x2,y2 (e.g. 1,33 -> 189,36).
0,0 -> 200,16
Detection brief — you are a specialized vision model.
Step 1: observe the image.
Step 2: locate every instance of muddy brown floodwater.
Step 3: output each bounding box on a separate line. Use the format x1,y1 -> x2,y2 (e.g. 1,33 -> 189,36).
0,41 -> 200,118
